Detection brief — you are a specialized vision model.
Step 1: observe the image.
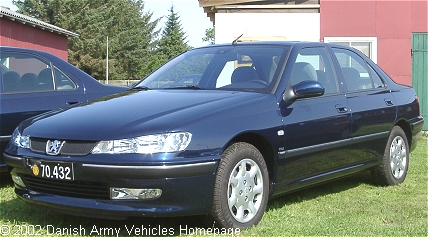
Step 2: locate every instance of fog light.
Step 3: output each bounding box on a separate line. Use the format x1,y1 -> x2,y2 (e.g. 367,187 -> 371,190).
11,174 -> 26,187
110,188 -> 162,200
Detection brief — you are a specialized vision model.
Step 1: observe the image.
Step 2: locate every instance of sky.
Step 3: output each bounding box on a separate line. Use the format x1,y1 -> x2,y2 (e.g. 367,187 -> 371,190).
0,0 -> 213,48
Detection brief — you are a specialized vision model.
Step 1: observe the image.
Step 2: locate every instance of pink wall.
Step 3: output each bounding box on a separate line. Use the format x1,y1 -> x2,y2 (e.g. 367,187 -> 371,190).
0,19 -> 69,61
320,0 -> 428,86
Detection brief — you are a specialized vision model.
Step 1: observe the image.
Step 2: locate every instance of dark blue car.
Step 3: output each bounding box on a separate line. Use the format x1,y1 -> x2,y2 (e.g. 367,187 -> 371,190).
0,46 -> 127,173
4,42 -> 424,230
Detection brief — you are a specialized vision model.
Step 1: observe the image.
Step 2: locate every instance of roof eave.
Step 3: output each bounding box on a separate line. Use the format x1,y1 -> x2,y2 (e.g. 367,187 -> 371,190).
0,6 -> 79,38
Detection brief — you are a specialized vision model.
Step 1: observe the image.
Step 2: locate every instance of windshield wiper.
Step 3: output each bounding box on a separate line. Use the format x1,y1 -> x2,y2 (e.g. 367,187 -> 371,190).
166,85 -> 203,90
129,86 -> 150,91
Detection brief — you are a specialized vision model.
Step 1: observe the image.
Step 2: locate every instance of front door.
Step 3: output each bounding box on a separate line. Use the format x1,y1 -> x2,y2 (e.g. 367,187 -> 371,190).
277,46 -> 352,189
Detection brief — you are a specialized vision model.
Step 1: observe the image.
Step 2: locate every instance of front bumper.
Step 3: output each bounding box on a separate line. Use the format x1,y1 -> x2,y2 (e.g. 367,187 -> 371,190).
4,152 -> 220,218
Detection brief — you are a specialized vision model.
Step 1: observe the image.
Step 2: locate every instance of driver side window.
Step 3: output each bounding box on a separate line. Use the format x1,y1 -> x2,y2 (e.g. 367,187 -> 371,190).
291,47 -> 338,94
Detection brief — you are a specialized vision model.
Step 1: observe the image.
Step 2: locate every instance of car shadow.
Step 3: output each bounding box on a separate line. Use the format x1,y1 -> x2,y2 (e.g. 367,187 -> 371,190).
0,199 -> 212,236
0,174 -> 12,187
266,170 -> 374,211
0,171 -> 374,236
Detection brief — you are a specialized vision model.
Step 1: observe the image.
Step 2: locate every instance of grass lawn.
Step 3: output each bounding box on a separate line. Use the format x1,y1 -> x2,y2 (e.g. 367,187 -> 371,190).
0,135 -> 426,236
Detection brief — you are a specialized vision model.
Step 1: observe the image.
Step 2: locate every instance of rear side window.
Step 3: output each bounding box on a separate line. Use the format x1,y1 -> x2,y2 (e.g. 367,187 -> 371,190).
54,66 -> 77,90
332,48 -> 385,91
1,51 -> 76,93
367,64 -> 385,88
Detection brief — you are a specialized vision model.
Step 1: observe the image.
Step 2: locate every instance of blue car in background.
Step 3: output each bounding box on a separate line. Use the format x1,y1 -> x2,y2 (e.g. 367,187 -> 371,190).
3,42 -> 424,230
0,46 -> 127,173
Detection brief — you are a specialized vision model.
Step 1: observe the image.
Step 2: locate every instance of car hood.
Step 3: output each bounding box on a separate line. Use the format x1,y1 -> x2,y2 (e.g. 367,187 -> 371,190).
22,90 -> 267,140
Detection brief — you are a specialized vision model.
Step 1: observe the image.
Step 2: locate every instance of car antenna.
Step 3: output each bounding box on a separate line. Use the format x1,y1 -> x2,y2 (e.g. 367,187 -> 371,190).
232,33 -> 245,46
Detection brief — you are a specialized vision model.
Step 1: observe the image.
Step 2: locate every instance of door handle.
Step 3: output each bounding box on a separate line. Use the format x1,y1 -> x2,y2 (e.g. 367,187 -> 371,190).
335,104 -> 348,113
384,99 -> 394,106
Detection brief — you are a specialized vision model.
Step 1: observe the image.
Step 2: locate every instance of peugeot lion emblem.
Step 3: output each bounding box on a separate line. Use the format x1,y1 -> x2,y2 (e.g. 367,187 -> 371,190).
46,140 -> 65,155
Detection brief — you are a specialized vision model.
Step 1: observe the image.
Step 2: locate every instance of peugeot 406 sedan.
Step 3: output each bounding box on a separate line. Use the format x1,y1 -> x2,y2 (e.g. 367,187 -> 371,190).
4,42 -> 424,230
0,47 -> 127,173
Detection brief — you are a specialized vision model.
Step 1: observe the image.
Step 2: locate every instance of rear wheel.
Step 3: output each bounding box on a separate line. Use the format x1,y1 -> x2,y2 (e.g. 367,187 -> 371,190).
371,126 -> 409,186
212,142 -> 269,230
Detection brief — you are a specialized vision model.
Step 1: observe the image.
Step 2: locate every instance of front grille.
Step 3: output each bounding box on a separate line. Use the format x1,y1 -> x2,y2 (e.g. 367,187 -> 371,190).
22,175 -> 110,199
30,138 -> 97,156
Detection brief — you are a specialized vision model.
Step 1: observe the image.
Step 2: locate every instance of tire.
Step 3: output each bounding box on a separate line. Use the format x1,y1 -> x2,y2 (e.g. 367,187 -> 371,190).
371,126 -> 409,186
212,142 -> 269,230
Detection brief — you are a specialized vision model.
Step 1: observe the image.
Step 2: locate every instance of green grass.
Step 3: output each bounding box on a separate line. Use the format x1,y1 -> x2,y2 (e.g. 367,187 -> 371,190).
1,136 -> 426,236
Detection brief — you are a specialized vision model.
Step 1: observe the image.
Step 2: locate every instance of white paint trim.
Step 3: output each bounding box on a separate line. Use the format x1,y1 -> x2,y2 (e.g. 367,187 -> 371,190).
324,37 -> 378,63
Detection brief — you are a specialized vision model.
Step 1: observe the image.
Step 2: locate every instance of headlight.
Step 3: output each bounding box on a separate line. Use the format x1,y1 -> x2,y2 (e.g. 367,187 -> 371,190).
91,132 -> 192,154
11,127 -> 30,148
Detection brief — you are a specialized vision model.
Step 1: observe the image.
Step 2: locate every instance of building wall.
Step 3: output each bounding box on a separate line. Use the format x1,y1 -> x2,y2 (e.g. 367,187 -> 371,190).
320,0 -> 428,86
215,13 -> 320,44
0,19 -> 69,60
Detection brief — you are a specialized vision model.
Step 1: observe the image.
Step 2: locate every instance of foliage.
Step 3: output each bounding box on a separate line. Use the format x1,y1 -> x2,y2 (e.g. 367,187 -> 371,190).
158,5 -> 191,59
202,27 -> 215,45
13,0 -> 160,81
141,4 -> 192,75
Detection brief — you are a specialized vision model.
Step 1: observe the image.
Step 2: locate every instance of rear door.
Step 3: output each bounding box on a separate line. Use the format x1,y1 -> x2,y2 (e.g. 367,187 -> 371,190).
331,47 -> 397,165
277,46 -> 352,188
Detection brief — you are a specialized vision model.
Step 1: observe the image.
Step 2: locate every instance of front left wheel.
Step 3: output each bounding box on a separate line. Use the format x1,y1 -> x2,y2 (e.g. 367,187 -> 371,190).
212,142 -> 269,230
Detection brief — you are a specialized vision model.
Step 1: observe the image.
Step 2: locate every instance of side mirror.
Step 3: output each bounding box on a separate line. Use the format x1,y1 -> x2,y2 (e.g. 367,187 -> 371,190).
283,80 -> 325,102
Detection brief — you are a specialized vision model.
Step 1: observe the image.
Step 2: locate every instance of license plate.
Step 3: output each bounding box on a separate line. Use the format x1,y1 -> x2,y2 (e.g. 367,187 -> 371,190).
31,161 -> 74,181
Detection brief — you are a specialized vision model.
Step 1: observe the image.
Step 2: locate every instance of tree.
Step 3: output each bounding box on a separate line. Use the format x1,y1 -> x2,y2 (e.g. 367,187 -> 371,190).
158,6 -> 191,59
202,27 -> 215,45
141,5 -> 190,76
13,0 -> 160,81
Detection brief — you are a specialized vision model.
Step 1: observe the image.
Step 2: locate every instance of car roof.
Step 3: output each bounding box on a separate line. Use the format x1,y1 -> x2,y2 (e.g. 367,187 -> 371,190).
0,46 -> 66,64
0,46 -> 56,56
194,41 -> 354,50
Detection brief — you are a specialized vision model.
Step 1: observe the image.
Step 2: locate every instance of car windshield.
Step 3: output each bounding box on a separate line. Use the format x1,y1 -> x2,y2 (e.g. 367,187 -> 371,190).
136,45 -> 289,93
